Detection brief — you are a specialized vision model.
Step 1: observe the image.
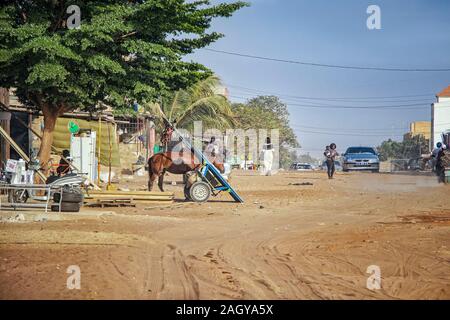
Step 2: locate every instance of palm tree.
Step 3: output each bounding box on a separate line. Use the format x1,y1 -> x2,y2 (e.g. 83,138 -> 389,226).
147,75 -> 235,132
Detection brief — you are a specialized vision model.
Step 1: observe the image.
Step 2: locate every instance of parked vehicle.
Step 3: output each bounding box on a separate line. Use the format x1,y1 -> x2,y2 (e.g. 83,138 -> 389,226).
342,146 -> 380,172
290,163 -> 314,171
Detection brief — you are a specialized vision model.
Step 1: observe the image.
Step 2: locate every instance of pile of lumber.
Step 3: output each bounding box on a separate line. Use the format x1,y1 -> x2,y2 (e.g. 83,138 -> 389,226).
84,190 -> 174,205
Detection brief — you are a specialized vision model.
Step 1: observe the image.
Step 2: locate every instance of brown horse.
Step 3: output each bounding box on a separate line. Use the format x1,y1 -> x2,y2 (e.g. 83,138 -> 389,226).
148,150 -> 225,192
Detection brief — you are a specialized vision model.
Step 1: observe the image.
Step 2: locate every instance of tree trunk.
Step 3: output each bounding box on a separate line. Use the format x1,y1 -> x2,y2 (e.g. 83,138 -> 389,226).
38,105 -> 59,176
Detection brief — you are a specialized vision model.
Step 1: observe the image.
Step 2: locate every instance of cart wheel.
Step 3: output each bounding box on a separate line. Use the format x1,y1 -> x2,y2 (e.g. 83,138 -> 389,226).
8,189 -> 28,203
189,181 -> 211,203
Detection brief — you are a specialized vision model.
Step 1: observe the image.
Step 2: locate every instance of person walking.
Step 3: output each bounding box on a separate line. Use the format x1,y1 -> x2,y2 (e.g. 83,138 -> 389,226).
435,144 -> 447,183
431,142 -> 443,172
324,143 -> 339,179
261,137 -> 274,176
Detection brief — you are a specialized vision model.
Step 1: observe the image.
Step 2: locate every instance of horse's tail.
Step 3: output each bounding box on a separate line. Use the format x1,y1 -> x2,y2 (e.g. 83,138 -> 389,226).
148,154 -> 157,174
148,153 -> 168,175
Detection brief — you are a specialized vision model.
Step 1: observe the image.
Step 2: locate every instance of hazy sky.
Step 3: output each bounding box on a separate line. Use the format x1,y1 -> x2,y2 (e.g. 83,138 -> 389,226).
187,0 -> 450,157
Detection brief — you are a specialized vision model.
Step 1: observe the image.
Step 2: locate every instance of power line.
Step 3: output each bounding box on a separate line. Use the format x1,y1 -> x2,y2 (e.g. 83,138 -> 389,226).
227,84 -> 435,103
231,89 -> 433,107
203,48 -> 450,72
292,128 -> 404,137
229,95 -> 431,109
290,123 -> 409,132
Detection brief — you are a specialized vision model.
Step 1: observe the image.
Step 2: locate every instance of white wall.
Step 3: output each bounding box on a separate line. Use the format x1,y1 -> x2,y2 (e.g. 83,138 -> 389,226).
431,96 -> 450,148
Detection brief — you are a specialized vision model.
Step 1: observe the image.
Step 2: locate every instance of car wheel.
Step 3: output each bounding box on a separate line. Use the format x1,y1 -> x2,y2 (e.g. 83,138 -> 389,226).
189,181 -> 211,203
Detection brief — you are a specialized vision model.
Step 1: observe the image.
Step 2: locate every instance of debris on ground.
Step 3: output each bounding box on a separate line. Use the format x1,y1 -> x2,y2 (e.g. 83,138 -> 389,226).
1,213 -> 26,223
289,182 -> 314,186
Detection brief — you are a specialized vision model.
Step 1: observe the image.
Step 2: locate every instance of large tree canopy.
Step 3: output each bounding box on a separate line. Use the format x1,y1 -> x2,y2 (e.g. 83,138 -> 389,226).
0,0 -> 247,168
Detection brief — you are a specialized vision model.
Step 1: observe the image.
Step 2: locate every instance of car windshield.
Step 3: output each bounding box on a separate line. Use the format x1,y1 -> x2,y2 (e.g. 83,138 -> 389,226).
345,147 -> 376,154
297,164 -> 311,169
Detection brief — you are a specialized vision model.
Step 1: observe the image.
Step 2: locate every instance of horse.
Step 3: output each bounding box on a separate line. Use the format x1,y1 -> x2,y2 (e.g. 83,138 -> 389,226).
148,150 -> 225,192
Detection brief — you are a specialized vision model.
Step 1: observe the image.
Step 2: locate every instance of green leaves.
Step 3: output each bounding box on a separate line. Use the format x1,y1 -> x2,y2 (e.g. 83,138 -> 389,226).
22,35 -> 81,61
87,54 -> 125,75
377,135 -> 429,161
232,96 -> 299,148
149,75 -> 235,131
26,62 -> 68,86
0,0 -> 246,114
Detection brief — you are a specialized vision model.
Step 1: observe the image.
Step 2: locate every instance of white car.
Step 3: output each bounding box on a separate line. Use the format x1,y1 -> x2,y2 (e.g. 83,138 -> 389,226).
290,163 -> 314,171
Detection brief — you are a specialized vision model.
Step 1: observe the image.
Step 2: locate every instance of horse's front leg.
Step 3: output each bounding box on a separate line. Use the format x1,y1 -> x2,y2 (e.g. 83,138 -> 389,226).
148,172 -> 158,191
158,171 -> 165,192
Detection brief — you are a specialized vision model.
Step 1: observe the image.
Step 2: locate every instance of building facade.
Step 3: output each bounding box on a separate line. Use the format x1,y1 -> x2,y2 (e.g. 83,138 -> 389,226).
431,86 -> 450,149
405,121 -> 431,141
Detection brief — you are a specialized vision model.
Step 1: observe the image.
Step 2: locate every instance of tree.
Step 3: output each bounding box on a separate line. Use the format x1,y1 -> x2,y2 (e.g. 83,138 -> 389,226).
297,153 -> 318,164
148,75 -> 235,132
377,135 -> 430,161
231,95 -> 300,168
232,96 -> 299,147
0,0 -> 247,171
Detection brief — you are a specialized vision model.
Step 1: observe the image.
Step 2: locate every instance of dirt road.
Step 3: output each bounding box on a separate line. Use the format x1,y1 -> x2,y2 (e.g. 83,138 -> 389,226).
1,171 -> 449,299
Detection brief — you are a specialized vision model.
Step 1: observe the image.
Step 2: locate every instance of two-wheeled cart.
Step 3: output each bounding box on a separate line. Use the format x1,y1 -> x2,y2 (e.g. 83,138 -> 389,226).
173,130 -> 243,203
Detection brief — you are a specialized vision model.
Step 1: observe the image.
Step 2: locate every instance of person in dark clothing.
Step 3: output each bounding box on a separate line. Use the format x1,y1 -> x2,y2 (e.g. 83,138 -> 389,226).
56,149 -> 71,176
324,143 -> 339,179
435,146 -> 446,183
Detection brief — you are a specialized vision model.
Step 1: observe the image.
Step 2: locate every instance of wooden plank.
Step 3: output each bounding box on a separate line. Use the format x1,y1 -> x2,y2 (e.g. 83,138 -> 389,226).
87,190 -> 173,196
0,125 -> 47,182
84,195 -> 173,201
84,199 -> 136,208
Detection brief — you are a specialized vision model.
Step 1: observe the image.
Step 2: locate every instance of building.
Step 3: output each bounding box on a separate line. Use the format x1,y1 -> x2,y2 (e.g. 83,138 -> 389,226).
431,85 -> 450,148
0,89 -> 156,177
404,121 -> 431,141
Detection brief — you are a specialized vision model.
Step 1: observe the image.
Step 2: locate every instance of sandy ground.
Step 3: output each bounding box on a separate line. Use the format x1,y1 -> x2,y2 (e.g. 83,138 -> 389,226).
0,170 -> 449,300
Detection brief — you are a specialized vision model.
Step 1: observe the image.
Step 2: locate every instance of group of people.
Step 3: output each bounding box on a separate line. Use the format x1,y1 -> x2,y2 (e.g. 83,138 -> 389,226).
205,136 -> 275,176
323,143 -> 339,179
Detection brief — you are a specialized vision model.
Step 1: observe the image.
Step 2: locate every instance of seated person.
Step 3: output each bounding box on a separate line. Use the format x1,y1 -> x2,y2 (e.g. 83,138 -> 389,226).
56,149 -> 72,176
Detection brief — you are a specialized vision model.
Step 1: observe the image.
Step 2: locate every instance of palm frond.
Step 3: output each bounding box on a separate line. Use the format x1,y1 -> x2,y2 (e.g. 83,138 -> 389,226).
176,95 -> 235,129
167,75 -> 234,129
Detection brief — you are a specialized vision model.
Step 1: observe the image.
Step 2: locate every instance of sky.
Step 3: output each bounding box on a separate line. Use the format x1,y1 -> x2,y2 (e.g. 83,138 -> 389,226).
187,0 -> 450,157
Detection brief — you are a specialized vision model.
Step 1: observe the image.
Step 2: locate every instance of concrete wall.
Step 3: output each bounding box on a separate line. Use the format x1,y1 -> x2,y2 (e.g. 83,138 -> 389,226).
431,96 -> 450,148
